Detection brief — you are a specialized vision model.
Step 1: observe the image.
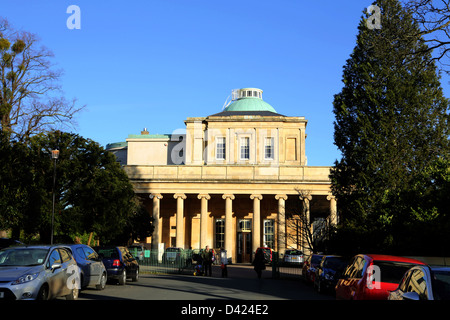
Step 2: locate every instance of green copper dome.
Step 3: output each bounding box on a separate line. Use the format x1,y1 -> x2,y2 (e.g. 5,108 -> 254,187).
223,88 -> 277,113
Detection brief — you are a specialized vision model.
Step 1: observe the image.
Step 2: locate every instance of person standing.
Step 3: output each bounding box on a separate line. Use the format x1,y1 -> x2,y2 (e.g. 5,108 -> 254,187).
220,248 -> 228,278
202,246 -> 213,276
252,249 -> 266,279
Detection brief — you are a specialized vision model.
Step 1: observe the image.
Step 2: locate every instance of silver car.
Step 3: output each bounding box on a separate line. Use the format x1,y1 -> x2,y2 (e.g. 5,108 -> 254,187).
0,245 -> 80,300
388,265 -> 450,300
64,244 -> 107,290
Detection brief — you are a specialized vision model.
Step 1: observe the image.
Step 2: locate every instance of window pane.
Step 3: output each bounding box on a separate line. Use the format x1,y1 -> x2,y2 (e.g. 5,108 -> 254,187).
216,137 -> 226,160
263,220 -> 274,248
240,137 -> 250,160
264,137 -> 274,159
215,219 -> 225,248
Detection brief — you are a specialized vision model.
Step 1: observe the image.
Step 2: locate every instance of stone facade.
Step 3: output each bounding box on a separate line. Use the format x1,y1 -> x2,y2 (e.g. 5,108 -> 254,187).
107,88 -> 336,263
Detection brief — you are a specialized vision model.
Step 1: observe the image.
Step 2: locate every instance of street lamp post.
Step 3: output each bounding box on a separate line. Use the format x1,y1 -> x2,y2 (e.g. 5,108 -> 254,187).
51,149 -> 59,245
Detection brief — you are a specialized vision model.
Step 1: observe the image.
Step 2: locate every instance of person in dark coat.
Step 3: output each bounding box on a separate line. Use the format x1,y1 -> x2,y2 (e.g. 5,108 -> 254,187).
202,246 -> 213,276
252,249 -> 266,279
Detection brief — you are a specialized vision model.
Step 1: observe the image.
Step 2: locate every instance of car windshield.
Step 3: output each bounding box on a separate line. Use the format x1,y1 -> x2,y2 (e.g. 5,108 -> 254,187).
0,248 -> 49,266
432,270 -> 450,300
286,250 -> 302,255
311,255 -> 323,264
324,257 -> 347,270
373,261 -> 419,284
97,248 -> 119,259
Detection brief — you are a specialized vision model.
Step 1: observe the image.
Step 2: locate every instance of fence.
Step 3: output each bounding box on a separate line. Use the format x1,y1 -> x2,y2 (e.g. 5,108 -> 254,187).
130,248 -> 306,278
271,251 -> 304,280
132,249 -> 224,276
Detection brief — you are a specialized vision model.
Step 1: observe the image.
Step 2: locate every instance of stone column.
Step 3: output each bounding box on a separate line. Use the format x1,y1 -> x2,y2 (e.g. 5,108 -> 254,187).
250,194 -> 263,254
222,194 -> 235,261
300,194 -> 312,255
198,194 -> 211,249
150,193 -> 163,251
275,194 -> 288,255
327,195 -> 338,225
174,193 -> 187,249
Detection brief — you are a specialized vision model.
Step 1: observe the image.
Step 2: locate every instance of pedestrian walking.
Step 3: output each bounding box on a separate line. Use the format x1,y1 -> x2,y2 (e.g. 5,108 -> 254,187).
252,249 -> 266,279
220,248 -> 228,278
202,246 -> 213,276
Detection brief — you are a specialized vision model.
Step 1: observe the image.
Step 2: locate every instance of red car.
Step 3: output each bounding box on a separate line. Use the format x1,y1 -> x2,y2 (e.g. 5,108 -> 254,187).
335,254 -> 426,300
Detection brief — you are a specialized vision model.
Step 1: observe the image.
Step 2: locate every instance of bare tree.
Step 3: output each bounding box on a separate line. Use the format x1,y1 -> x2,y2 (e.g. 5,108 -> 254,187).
282,190 -> 337,254
0,18 -> 83,141
403,0 -> 450,74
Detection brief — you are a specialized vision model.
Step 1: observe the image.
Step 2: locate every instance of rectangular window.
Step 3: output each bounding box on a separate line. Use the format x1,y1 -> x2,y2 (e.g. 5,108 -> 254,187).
264,137 -> 274,160
215,219 -> 225,249
216,137 -> 226,160
263,219 -> 275,248
240,137 -> 250,160
238,219 -> 252,232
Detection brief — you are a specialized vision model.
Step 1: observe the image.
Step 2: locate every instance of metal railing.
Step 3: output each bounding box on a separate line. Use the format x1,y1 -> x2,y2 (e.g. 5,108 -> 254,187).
132,249 -> 224,275
134,249 -> 197,275
271,251 -> 304,279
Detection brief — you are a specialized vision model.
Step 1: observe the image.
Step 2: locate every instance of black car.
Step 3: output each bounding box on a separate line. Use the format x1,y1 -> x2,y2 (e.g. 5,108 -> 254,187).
94,246 -> 139,285
314,255 -> 348,294
0,238 -> 23,250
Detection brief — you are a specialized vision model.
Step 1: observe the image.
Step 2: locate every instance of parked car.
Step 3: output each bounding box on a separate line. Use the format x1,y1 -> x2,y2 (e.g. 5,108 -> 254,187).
64,244 -> 107,290
256,247 -> 273,264
163,247 -> 184,264
0,238 -> 23,250
335,254 -> 426,300
314,255 -> 348,294
388,265 -> 450,300
94,246 -> 139,285
0,245 -> 79,300
128,244 -> 145,261
283,249 -> 304,266
302,254 -> 323,284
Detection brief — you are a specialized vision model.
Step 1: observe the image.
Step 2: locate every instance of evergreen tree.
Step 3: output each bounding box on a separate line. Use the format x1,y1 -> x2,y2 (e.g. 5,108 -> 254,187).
330,0 -> 450,254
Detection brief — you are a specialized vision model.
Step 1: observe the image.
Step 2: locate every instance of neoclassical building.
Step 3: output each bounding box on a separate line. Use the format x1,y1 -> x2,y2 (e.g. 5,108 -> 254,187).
107,88 -> 336,263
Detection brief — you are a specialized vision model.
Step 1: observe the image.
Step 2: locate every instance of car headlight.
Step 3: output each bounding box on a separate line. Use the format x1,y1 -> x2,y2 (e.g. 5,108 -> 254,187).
12,272 -> 40,285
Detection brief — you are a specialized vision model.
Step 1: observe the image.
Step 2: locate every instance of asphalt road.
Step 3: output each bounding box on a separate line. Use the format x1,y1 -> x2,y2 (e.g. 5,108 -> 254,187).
77,264 -> 333,301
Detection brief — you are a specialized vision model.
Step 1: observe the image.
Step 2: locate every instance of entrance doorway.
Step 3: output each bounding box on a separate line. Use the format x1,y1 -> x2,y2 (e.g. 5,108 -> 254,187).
237,219 -> 252,263
237,232 -> 252,263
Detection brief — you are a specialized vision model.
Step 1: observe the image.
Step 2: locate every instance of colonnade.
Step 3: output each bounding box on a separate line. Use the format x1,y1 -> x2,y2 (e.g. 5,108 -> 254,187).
149,192 -> 337,260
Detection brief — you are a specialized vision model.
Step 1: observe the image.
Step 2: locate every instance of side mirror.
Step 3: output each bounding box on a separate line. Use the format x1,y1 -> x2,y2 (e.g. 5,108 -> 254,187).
402,292 -> 420,301
51,263 -> 62,272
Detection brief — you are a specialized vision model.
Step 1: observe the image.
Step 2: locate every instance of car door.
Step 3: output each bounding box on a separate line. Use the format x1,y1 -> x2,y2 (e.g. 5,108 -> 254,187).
45,249 -> 66,298
59,248 -> 78,296
337,255 -> 366,300
390,268 -> 413,300
403,268 -> 430,300
120,247 -> 137,276
82,245 -> 102,285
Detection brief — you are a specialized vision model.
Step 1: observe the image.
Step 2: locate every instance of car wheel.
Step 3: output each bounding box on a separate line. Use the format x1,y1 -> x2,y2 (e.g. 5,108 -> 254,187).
317,280 -> 323,294
65,287 -> 79,300
96,273 -> 107,290
132,268 -> 139,282
118,269 -> 127,285
37,284 -> 49,300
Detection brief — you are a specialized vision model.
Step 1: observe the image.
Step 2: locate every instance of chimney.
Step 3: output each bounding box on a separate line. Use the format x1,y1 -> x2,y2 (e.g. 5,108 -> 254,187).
141,128 -> 149,135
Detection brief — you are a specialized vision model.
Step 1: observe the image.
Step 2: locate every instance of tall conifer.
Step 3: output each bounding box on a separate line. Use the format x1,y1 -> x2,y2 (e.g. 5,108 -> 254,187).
331,0 -> 450,253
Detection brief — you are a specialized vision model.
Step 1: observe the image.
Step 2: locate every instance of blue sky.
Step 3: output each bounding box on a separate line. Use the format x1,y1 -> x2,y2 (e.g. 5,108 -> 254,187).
1,1 -> 448,166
